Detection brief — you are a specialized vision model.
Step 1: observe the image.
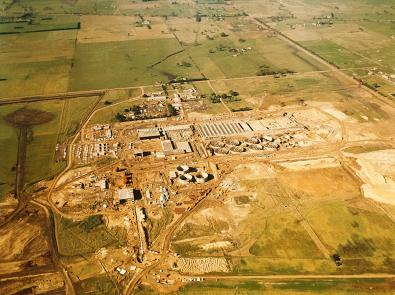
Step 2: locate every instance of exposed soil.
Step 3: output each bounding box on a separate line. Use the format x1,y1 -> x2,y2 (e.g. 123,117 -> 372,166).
4,107 -> 54,127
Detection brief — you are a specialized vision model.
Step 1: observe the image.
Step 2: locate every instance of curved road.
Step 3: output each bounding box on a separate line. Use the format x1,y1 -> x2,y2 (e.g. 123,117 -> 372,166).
123,189 -> 213,295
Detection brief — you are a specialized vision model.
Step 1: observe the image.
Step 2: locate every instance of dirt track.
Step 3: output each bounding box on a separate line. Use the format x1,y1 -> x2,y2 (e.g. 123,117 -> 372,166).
123,189 -> 213,295
253,18 -> 395,110
32,200 -> 76,295
201,273 -> 395,281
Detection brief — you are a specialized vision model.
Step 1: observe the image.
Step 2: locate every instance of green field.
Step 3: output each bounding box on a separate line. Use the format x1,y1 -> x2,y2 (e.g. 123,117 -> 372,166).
75,276 -> 118,295
170,164 -> 395,275
185,36 -> 325,80
267,0 -> 395,99
0,96 -> 99,198
0,101 -> 65,196
249,214 -> 324,259
55,214 -> 127,256
3,0 -> 117,15
0,30 -> 76,98
135,278 -> 395,294
69,38 -> 204,90
303,202 -> 395,270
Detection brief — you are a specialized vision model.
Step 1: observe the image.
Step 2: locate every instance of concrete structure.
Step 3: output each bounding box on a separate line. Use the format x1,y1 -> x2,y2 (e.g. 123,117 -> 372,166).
161,140 -> 174,152
176,141 -> 192,153
137,128 -> 161,140
99,179 -> 108,190
179,175 -> 189,185
209,141 -> 226,148
230,146 -> 246,153
117,188 -> 135,202
195,172 -> 209,183
249,144 -> 263,150
215,148 -> 229,155
196,121 -> 251,138
176,165 -> 190,174
179,174 -> 194,184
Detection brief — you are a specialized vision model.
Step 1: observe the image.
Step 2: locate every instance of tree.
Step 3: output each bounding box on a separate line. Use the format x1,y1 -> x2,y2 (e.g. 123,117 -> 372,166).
131,105 -> 142,114
115,112 -> 126,122
229,90 -> 239,96
167,104 -> 177,116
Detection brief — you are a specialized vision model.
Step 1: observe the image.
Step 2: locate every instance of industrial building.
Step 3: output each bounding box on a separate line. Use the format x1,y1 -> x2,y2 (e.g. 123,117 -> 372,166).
137,128 -> 162,140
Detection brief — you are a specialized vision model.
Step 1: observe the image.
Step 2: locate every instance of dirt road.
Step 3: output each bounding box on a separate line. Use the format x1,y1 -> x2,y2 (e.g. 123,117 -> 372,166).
32,200 -> 76,295
253,18 -> 395,109
202,273 -> 395,280
123,189 -> 212,295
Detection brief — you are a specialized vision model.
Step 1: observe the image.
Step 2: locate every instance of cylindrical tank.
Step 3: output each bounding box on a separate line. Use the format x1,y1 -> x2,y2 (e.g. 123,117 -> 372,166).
176,165 -> 189,174
249,144 -> 263,151
209,141 -> 225,148
226,139 -> 241,146
179,175 -> 189,184
184,174 -> 194,182
246,137 -> 260,144
230,146 -> 246,154
215,148 -> 229,155
195,172 -> 210,183
262,135 -> 274,142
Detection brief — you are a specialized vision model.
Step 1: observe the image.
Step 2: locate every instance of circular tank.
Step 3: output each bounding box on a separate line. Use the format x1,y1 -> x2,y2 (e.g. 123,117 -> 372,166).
195,172 -> 210,183
184,174 -> 194,182
176,165 -> 189,174
215,148 -> 229,155
230,146 -> 246,154
246,137 -> 260,144
263,142 -> 279,151
179,175 -> 189,184
249,144 -> 263,151
226,139 -> 241,146
209,141 -> 225,148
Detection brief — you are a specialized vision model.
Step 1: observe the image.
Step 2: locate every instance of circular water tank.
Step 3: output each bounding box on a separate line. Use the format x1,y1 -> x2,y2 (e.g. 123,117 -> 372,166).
201,172 -> 209,180
179,175 -> 189,184
215,148 -> 229,155
230,146 -> 246,154
195,172 -> 209,183
195,174 -> 204,183
249,144 -> 263,151
227,139 -> 241,146
184,174 -> 194,182
210,141 -> 225,148
248,137 -> 261,144
176,165 -> 189,174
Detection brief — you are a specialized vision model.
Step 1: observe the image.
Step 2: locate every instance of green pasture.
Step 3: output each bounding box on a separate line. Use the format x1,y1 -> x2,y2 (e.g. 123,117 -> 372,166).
69,38 -> 204,91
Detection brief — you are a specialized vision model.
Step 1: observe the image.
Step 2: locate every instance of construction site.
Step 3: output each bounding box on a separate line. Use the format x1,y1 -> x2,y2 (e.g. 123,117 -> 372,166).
44,87 -> 395,293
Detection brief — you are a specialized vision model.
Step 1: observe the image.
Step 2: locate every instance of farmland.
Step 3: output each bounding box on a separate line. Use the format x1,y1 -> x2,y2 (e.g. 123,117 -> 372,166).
254,0 -> 395,99
69,38 -> 204,90
135,278 -> 395,294
0,95 -> 99,198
